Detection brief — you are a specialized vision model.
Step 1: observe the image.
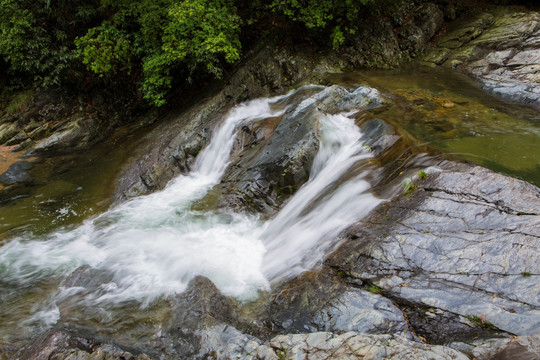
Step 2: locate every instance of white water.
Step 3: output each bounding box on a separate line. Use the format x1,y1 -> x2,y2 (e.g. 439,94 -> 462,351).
0,86 -> 381,330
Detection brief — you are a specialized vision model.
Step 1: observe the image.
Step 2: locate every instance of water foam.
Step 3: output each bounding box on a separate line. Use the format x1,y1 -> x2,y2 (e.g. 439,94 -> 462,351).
0,86 -> 381,329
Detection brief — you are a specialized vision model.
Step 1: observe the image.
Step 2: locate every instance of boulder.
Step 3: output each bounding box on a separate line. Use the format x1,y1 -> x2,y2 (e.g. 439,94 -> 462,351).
425,9 -> 540,109
329,161 -> 540,341
0,161 -> 33,186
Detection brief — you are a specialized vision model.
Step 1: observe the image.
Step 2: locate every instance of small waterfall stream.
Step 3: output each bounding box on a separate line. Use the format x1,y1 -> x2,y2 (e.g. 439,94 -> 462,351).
0,86 -> 381,342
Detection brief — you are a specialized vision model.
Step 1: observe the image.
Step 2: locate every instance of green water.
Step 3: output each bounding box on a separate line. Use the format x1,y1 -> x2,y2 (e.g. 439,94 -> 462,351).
0,128 -> 138,240
329,64 -> 540,187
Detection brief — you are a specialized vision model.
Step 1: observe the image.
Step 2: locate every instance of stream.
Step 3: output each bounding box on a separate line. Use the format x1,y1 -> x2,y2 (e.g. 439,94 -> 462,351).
0,65 -> 539,356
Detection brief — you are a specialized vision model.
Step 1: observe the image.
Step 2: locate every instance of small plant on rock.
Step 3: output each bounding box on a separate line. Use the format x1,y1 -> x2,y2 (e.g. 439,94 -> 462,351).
403,180 -> 416,194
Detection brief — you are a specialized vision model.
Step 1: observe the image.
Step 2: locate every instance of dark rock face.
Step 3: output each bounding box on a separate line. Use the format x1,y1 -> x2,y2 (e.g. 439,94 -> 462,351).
399,3 -> 445,55
15,329 -> 153,360
205,86 -> 381,215
424,9 -> 540,109
0,161 -> 33,186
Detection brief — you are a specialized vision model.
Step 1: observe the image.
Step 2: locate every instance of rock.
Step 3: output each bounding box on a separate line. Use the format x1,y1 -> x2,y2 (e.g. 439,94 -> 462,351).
15,330 -> 154,360
0,122 -> 20,144
312,290 -> 408,334
329,161 -> 540,341
0,161 -> 33,186
194,85 -> 383,215
450,334 -> 540,360
426,9 -> 540,109
399,3 -> 445,55
33,114 -> 107,153
270,332 -> 469,360
264,270 -> 408,336
198,325 -> 277,360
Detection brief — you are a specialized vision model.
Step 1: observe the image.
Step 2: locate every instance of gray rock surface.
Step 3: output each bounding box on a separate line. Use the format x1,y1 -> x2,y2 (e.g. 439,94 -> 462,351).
425,9 -> 540,109
269,332 -> 469,360
330,161 -> 540,339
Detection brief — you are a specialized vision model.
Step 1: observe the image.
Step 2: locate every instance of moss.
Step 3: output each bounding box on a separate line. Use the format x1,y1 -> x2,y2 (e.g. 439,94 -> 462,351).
276,347 -> 288,359
467,315 -> 498,330
417,170 -> 427,179
366,284 -> 383,294
521,272 -> 532,277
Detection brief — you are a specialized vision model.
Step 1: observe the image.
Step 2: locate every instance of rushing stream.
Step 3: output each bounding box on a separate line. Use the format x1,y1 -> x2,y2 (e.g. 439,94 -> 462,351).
1,65 -> 539,354
0,86 -> 381,348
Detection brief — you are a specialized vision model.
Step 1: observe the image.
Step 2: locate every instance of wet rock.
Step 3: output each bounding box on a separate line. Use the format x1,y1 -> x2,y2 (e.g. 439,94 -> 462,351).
206,86 -> 382,214
33,114 -> 108,153
264,271 -> 408,336
161,276 -> 243,358
329,161 -> 540,341
0,161 -> 33,186
270,332 -> 468,360
399,3 -> 445,55
425,9 -> 540,109
15,330 -> 153,360
0,122 -> 20,144
359,118 -> 400,157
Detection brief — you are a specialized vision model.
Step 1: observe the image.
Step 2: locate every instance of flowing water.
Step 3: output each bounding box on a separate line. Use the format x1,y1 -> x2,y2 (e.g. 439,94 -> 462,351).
329,64 -> 540,186
0,86 -> 381,350
1,66 -> 539,354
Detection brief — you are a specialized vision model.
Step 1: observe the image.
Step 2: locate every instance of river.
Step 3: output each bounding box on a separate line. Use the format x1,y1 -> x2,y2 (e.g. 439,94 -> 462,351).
0,65 -> 538,357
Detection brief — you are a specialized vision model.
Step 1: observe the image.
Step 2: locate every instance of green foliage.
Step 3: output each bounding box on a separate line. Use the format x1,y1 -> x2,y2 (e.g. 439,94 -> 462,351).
403,180 -> 416,194
366,284 -> 383,294
0,0 -> 100,88
76,24 -> 132,76
467,315 -> 497,330
417,170 -> 427,179
143,0 -> 241,105
270,0 -> 398,48
276,347 -> 288,359
76,0 -> 241,106
0,0 -> 402,106
4,89 -> 34,115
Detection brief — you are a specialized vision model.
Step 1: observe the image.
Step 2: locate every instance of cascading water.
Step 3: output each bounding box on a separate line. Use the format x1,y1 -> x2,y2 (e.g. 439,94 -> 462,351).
0,85 -> 382,344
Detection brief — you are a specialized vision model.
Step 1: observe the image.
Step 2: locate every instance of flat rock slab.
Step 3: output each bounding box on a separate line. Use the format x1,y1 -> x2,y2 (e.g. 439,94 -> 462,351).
330,161 -> 540,337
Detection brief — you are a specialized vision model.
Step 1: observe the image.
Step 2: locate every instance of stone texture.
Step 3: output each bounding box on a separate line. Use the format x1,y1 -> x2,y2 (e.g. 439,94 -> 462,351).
0,161 -> 33,186
425,9 -> 540,109
204,85 -> 382,215
330,161 -> 540,339
15,330 -> 154,360
269,332 -> 468,360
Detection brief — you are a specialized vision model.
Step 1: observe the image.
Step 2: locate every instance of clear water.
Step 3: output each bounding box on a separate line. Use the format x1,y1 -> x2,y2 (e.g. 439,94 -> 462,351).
328,64 -> 540,186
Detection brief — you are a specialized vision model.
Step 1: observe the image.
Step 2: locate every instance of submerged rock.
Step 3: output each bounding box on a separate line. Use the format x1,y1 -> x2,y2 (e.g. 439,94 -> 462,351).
0,161 -> 33,186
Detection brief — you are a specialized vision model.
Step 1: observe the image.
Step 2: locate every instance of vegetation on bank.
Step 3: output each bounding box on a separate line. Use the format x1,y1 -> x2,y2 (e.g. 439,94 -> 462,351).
0,0 -> 400,107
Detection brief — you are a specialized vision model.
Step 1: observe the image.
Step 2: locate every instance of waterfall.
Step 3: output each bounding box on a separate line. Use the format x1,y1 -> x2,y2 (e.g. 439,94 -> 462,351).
0,86 -> 381,333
